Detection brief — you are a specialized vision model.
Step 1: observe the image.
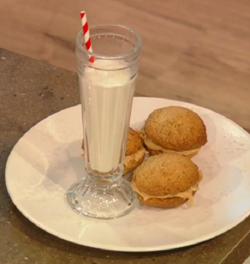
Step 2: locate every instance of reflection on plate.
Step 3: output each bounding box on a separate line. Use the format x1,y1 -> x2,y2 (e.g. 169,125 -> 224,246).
5,97 -> 250,252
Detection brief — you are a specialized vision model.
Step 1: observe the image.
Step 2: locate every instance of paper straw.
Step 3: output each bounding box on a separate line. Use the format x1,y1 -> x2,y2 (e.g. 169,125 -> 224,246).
80,11 -> 95,63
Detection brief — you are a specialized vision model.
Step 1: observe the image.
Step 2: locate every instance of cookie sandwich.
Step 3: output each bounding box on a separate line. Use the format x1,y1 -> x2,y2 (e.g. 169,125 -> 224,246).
131,153 -> 203,207
142,106 -> 207,158
81,128 -> 146,175
123,128 -> 146,175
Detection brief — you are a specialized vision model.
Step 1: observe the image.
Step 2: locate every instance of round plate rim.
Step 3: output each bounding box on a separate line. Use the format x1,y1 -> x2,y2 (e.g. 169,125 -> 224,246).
5,97 -> 250,252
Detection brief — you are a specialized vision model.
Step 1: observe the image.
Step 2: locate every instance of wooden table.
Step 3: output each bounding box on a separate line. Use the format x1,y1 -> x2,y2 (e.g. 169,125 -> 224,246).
0,0 -> 250,130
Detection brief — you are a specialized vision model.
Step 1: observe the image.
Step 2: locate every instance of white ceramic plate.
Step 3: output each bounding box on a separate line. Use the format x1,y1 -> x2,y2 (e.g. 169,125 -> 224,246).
5,97 -> 250,252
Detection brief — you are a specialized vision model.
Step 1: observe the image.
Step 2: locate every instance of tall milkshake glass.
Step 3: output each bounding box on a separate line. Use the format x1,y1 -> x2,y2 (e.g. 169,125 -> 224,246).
66,24 -> 141,219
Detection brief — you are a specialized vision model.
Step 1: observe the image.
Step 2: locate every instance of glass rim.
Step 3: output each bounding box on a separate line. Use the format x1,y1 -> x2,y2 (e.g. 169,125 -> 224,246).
76,24 -> 141,60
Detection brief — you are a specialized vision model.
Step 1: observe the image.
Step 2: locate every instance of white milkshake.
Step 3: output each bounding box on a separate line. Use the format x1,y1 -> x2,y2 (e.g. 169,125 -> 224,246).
80,59 -> 136,174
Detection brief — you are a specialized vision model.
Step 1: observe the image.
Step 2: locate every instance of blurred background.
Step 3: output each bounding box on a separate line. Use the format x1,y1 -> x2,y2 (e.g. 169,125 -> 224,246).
0,0 -> 250,130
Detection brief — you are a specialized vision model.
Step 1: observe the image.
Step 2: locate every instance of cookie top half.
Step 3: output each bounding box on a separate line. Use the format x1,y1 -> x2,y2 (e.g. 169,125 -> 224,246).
144,106 -> 207,151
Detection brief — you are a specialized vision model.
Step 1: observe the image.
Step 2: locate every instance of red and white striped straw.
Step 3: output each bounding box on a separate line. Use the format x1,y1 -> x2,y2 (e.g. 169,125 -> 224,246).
80,11 -> 95,63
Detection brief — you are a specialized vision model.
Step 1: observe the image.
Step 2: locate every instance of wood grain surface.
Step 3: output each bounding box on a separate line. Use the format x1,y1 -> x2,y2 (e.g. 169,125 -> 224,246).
0,0 -> 250,130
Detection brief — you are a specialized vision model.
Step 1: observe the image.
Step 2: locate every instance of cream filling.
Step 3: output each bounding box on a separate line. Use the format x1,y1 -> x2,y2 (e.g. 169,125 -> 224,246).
143,135 -> 200,156
124,148 -> 146,167
131,171 -> 203,205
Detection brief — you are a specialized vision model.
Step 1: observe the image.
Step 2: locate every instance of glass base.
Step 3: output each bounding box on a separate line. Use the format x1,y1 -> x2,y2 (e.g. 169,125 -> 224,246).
66,176 -> 137,220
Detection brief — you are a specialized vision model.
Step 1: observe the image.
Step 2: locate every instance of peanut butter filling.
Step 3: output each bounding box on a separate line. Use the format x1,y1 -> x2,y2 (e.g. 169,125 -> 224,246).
131,171 -> 203,205
124,148 -> 146,167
